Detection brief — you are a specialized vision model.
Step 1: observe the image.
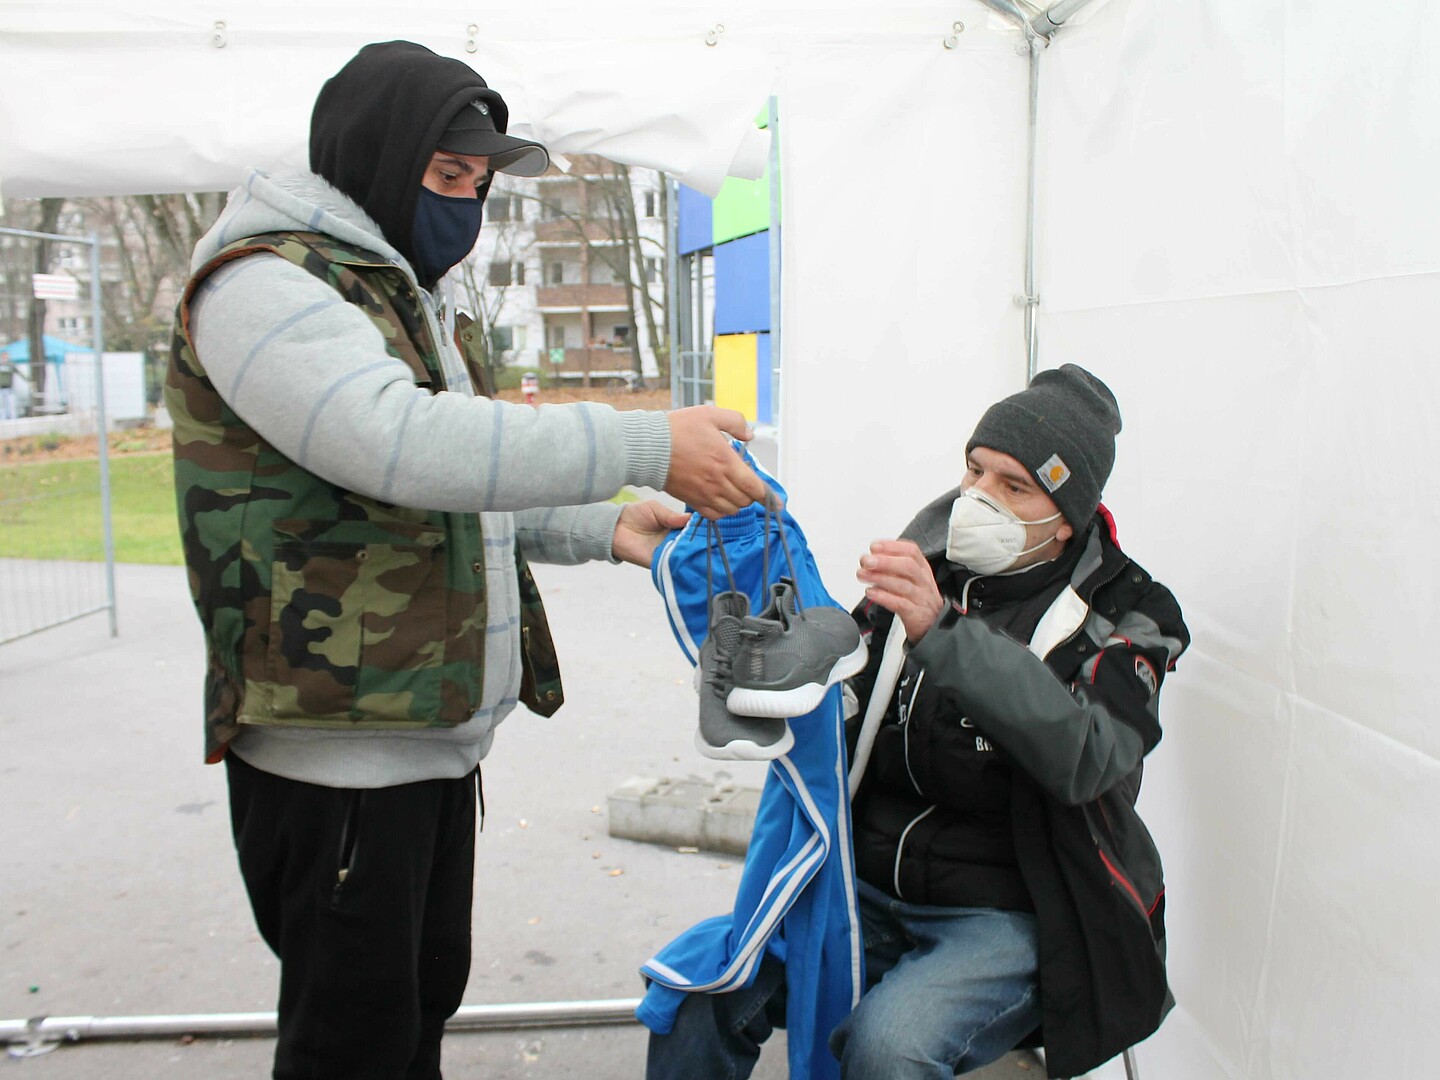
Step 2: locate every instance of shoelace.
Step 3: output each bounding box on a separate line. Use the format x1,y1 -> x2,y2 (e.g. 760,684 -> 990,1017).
759,488 -> 805,611
702,523 -> 744,699
704,520 -> 742,618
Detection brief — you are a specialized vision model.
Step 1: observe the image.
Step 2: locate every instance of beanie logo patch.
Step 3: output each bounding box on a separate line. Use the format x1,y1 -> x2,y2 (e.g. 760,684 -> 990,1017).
1036,453 -> 1070,493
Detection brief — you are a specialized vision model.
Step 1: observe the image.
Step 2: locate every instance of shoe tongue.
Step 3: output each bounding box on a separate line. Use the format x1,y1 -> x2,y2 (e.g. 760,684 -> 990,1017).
713,591 -> 751,619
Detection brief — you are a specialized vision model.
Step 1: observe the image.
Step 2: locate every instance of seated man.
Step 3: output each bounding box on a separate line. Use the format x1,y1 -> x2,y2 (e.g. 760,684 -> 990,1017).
646,364 -> 1189,1080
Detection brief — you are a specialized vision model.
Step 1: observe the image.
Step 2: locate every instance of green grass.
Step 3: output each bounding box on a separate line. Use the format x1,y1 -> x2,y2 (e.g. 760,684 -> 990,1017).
0,452 -> 182,565
0,451 -> 643,567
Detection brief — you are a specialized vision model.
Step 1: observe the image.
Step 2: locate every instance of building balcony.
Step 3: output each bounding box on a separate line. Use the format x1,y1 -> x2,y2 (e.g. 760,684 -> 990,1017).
535,283 -> 628,310
533,218 -> 620,244
539,346 -> 637,384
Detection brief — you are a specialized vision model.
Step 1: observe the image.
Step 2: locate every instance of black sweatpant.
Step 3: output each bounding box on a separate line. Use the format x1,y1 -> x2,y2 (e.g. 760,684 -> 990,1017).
225,752 -> 478,1080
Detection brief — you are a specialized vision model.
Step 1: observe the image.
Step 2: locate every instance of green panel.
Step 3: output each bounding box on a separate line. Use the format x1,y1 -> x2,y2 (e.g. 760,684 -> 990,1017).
712,162 -> 780,245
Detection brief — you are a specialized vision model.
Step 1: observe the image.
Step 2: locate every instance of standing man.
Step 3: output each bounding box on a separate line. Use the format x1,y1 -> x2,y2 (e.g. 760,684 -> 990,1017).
166,41 -> 767,1080
647,365 -> 1189,1079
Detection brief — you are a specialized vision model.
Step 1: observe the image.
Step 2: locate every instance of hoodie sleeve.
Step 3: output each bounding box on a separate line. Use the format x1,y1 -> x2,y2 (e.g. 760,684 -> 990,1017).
188,253 -> 671,512
514,502 -> 623,566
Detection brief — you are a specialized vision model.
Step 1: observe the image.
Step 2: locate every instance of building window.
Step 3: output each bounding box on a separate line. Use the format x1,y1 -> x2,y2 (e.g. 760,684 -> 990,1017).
488,261 -> 513,287
514,261 -> 526,286
513,325 -> 528,351
489,194 -> 523,223
546,262 -> 565,285
546,323 -> 566,350
644,256 -> 662,284
490,326 -> 514,353
644,191 -> 658,218
612,325 -> 631,346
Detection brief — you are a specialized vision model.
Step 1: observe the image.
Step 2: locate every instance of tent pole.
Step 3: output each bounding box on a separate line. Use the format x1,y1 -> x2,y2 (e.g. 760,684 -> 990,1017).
1023,36 -> 1041,382
1030,0 -> 1102,39
89,229 -> 117,637
981,0 -> 1103,381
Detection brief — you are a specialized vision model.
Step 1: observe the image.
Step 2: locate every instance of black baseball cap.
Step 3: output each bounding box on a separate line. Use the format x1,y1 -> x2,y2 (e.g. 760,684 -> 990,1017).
437,94 -> 550,176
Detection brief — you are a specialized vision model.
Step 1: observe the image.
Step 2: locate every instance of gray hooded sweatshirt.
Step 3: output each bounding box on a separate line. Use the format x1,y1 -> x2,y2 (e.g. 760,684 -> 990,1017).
187,167 -> 672,787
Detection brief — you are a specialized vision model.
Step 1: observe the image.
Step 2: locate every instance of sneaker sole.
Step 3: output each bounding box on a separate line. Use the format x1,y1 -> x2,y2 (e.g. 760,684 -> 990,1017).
726,640 -> 869,719
694,725 -> 795,761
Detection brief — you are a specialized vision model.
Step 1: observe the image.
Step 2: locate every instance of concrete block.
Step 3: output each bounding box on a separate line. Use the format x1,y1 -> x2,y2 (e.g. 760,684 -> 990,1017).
607,776 -> 760,856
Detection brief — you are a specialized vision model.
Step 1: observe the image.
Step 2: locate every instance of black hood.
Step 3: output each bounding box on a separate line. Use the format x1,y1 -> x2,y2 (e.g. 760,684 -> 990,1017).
309,41 -> 503,282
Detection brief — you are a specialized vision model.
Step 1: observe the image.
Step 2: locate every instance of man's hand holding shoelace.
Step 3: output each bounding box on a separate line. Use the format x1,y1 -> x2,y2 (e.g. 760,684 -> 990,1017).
664,406 -> 774,519
857,539 -> 945,644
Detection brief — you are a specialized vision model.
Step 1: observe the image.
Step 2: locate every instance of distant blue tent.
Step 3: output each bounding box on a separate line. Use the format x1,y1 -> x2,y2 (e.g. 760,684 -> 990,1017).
0,335 -> 95,365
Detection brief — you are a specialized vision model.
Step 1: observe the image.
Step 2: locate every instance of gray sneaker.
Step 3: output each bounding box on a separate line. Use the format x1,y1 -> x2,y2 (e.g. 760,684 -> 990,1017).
694,590 -> 795,760
726,579 -> 868,719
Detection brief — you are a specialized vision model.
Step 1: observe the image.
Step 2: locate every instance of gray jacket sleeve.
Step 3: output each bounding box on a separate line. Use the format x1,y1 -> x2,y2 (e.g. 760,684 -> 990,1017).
909,616 -> 1149,806
515,502 -> 623,566
188,254 -> 671,513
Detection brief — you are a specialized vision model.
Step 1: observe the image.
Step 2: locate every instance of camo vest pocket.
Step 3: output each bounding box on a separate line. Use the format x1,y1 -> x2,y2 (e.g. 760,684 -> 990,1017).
265,519 -> 448,724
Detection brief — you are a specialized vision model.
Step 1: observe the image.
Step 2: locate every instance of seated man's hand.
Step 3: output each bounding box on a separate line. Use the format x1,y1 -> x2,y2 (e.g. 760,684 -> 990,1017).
664,406 -> 773,520
612,499 -> 692,569
857,540 -> 945,644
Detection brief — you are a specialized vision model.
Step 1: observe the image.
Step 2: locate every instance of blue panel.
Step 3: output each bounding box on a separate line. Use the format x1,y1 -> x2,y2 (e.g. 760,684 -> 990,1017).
713,231 -> 770,335
756,332 -> 773,425
677,185 -> 713,256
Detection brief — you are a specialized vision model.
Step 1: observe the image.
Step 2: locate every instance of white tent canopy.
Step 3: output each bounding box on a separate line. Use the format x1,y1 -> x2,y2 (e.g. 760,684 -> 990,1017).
4,3 -> 1436,1077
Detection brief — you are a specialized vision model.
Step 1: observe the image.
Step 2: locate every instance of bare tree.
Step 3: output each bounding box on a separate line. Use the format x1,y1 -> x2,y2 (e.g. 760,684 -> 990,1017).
455,189 -> 532,392
25,198 -> 65,402
2,192 -> 225,409
82,193 -> 225,359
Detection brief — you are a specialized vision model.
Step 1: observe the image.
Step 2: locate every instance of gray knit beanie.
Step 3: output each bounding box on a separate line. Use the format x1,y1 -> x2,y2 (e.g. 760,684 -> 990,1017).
966,364 -> 1122,530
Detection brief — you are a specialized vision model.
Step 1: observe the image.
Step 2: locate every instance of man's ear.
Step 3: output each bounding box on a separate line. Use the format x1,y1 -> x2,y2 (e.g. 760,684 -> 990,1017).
1055,521 -> 1074,545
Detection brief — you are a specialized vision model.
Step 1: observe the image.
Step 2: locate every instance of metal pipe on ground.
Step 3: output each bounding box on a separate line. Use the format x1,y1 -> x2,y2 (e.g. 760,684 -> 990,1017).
2,998 -> 644,1050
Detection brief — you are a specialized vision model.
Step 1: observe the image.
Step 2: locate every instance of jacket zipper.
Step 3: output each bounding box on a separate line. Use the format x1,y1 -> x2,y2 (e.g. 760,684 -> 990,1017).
900,668 -> 926,795
892,805 -> 935,899
1097,846 -> 1154,916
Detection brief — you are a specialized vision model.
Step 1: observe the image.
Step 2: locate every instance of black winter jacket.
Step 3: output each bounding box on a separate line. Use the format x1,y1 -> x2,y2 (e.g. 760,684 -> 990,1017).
848,486 -> 1189,1078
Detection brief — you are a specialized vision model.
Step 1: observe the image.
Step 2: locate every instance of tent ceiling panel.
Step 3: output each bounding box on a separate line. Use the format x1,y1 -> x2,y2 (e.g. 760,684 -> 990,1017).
0,2 -> 1031,199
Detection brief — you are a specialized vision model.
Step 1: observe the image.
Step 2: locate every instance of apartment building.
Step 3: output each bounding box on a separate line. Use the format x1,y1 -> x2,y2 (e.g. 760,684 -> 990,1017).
462,155 -> 666,386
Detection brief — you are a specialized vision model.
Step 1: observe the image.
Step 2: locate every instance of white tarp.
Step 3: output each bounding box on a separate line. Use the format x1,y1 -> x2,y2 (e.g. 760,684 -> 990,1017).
2,2 -> 1435,1076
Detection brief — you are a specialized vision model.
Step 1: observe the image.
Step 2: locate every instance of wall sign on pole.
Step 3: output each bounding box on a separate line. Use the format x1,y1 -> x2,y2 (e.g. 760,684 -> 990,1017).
32,273 -> 79,300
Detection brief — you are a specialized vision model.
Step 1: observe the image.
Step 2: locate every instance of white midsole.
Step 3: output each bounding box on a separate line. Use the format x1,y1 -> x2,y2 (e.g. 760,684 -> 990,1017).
694,725 -> 794,761
726,641 -> 869,719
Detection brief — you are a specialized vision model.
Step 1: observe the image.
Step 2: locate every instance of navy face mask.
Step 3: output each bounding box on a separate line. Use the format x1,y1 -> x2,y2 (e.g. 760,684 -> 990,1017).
411,186 -> 484,285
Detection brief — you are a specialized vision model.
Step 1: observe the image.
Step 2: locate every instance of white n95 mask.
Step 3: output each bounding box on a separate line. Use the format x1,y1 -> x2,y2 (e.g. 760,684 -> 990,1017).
945,489 -> 1062,575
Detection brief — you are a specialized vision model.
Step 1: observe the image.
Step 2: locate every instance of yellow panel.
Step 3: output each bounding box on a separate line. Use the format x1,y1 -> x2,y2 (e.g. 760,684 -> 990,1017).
713,334 -> 758,421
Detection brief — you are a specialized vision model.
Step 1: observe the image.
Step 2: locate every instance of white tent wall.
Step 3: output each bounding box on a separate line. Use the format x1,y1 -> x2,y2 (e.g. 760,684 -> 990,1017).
774,21 -> 1030,587
1037,1 -> 1440,1077
3,2 -> 1436,1077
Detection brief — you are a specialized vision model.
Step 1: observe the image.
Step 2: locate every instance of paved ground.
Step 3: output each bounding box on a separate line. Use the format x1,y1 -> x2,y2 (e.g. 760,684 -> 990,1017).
0,558 -> 1038,1079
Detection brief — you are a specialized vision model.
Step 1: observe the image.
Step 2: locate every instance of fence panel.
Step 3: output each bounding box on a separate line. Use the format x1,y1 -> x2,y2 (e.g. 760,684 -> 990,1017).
0,226 -> 116,644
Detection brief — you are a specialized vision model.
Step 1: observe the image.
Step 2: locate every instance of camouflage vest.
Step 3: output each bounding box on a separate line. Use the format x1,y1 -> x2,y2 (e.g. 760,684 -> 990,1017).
166,230 -> 562,764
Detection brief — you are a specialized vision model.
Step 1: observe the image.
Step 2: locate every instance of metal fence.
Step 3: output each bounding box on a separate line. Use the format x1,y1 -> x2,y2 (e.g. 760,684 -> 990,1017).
673,350 -> 714,410
0,226 -> 116,644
